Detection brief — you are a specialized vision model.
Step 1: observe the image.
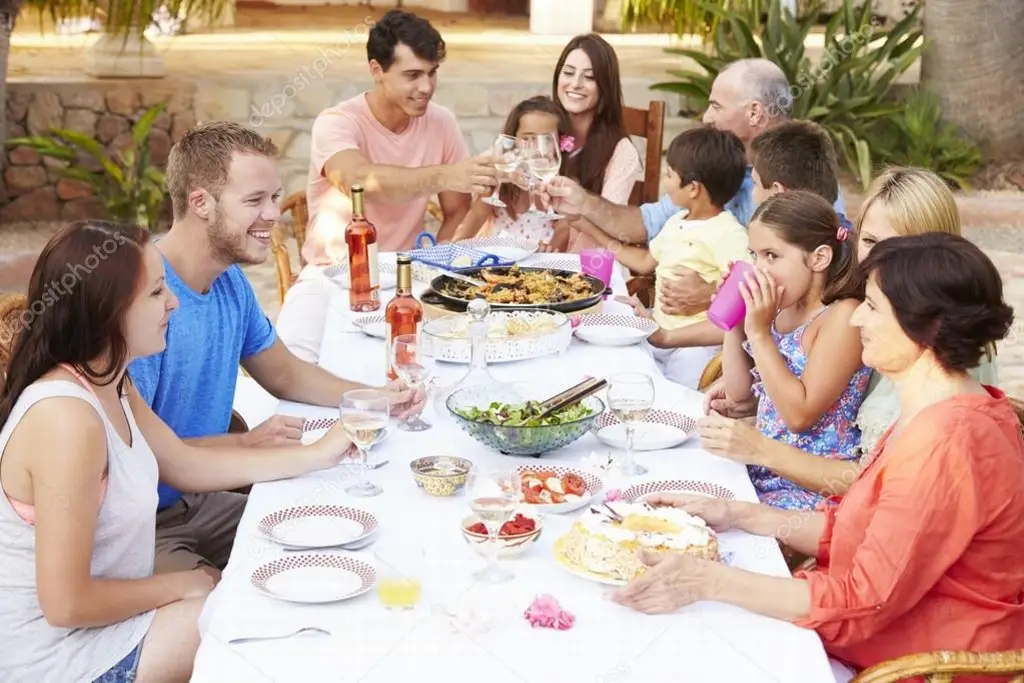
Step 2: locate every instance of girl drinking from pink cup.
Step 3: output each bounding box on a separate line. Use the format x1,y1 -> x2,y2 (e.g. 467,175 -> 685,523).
453,96 -> 572,248
722,190 -> 870,511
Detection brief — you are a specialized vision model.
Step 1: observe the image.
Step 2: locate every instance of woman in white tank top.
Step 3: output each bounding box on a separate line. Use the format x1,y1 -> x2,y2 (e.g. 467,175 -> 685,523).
0,221 -> 358,682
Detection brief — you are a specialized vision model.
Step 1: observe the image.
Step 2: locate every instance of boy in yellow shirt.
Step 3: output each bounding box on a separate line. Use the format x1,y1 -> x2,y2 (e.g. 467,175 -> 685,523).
607,126 -> 748,388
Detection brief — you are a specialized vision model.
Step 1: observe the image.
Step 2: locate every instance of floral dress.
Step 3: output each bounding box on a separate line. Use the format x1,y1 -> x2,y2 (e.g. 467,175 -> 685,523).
491,206 -> 554,246
744,306 -> 872,511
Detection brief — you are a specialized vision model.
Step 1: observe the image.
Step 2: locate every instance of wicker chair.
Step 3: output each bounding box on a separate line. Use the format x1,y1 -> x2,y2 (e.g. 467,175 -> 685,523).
851,650 -> 1024,682
0,293 -> 28,379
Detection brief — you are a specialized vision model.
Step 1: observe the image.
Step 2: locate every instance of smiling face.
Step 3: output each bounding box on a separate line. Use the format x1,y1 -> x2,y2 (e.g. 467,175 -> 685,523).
203,151 -> 282,266
123,243 -> 179,359
850,273 -> 921,373
373,42 -> 439,118
746,218 -> 832,309
556,48 -> 599,116
856,200 -> 901,262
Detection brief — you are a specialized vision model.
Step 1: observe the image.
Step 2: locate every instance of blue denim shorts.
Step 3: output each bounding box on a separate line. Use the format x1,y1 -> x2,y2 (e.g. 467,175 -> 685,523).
93,642 -> 143,683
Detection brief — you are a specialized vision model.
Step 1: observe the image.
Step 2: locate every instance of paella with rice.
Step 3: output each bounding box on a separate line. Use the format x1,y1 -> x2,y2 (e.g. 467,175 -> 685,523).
439,265 -> 600,305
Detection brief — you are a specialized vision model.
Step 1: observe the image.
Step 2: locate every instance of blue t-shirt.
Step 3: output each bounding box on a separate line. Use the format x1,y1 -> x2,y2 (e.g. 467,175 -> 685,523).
129,258 -> 277,510
641,166 -> 850,240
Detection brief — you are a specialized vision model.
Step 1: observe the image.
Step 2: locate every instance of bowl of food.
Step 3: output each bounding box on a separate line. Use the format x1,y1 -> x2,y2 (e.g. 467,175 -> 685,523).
409,456 -> 473,497
461,507 -> 543,559
446,383 -> 604,457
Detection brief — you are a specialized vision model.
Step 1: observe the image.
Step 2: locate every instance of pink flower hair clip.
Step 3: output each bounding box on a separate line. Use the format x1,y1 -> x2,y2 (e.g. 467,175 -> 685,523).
559,135 -> 576,153
836,225 -> 849,242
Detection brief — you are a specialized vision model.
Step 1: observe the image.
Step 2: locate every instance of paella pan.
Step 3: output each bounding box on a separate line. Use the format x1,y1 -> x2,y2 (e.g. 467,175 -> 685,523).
424,265 -> 607,313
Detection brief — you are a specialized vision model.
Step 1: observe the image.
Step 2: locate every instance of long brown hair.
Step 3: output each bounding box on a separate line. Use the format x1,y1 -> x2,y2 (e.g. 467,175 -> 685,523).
0,220 -> 151,428
552,34 -> 628,195
751,190 -> 862,305
499,95 -> 571,214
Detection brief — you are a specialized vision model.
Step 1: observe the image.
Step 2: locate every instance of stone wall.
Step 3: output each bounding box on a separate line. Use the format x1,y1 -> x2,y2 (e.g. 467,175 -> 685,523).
2,79 -> 197,224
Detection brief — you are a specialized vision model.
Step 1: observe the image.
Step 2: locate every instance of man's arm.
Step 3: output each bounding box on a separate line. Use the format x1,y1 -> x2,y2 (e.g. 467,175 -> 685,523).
436,190 -> 470,242
242,339 -> 364,408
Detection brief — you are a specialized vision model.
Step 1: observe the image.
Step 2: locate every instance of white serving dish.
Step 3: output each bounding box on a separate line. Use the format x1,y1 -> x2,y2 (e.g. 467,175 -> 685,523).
422,310 -> 571,363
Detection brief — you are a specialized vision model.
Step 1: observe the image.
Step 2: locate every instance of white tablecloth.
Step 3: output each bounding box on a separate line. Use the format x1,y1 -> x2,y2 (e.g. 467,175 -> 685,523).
194,253 -> 834,683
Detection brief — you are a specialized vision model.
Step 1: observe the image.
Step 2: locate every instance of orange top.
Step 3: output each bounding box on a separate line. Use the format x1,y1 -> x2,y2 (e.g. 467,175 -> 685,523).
794,387 -> 1024,678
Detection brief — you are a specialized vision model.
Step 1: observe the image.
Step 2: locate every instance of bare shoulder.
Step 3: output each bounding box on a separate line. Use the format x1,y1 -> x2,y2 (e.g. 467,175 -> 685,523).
818,298 -> 860,330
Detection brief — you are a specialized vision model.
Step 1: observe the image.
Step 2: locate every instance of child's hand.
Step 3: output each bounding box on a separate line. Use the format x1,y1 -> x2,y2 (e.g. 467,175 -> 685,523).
615,295 -> 650,318
739,268 -> 784,340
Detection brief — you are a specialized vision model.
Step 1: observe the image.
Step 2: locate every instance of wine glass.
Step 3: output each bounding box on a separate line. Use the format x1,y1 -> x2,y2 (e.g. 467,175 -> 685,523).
607,372 -> 655,476
465,467 -> 521,584
482,134 -> 520,208
391,334 -> 435,432
339,389 -> 390,497
515,134 -> 544,215
524,133 -> 564,220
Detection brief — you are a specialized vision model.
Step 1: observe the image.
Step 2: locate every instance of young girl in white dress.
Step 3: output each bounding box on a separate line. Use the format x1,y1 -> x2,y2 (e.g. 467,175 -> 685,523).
453,96 -> 572,249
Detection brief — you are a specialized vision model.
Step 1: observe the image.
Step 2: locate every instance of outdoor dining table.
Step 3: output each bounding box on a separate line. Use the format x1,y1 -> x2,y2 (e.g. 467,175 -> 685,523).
191,251 -> 836,682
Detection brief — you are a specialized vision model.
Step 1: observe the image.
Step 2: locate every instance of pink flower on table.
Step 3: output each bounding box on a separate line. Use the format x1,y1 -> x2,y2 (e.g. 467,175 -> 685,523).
524,594 -> 575,630
559,135 -> 576,153
605,489 -> 622,502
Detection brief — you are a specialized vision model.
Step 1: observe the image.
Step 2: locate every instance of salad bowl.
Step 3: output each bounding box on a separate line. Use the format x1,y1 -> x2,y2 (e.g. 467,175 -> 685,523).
445,382 -> 603,457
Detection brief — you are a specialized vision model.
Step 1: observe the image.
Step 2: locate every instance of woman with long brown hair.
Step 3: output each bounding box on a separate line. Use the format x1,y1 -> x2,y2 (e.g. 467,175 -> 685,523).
0,220 -> 355,683
550,33 -> 642,252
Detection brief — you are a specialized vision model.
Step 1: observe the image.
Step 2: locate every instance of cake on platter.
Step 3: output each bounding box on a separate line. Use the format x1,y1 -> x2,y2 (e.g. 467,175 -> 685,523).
555,501 -> 719,583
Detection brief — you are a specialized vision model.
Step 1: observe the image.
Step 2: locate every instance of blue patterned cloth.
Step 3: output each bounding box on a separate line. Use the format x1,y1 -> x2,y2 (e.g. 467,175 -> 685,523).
93,642 -> 143,683
744,306 -> 871,511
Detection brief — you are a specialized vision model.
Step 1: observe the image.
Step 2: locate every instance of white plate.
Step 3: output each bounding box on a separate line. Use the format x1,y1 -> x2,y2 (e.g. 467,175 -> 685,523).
593,409 -> 696,451
352,315 -> 387,338
620,479 -> 737,503
324,260 -> 398,290
257,504 -> 379,549
251,554 -> 377,603
460,235 -> 538,263
516,465 -> 603,514
573,315 -> 658,346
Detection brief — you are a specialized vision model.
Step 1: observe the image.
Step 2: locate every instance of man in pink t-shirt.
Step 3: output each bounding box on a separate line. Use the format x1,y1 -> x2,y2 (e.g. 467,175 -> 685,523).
277,10 -> 498,363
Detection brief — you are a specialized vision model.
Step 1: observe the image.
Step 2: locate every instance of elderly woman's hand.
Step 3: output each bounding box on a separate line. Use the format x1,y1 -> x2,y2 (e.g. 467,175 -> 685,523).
699,412 -> 767,466
612,551 -> 716,614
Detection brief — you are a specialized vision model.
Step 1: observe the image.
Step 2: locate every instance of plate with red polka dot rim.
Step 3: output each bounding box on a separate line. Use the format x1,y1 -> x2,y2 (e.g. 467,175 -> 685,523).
352,314 -> 387,338
620,480 -> 736,503
251,553 -> 377,603
303,417 -> 338,432
572,314 -> 658,346
593,409 -> 697,451
257,504 -> 378,550
516,465 -> 604,514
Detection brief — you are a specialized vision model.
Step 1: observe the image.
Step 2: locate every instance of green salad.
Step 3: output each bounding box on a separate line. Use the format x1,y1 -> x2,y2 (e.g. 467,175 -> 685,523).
455,400 -> 593,427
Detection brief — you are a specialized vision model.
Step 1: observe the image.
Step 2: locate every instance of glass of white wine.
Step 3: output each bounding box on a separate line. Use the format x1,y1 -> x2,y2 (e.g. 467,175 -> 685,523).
466,467 -> 521,584
607,372 -> 655,476
391,334 -> 435,432
483,134 -> 520,208
525,132 -> 564,220
515,134 -> 544,215
340,389 -> 390,497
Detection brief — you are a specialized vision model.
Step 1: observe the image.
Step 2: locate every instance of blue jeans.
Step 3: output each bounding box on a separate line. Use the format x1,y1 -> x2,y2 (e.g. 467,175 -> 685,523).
93,642 -> 143,683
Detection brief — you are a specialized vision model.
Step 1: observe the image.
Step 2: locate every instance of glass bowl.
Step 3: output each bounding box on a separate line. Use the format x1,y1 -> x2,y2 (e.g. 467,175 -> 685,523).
445,382 -> 604,457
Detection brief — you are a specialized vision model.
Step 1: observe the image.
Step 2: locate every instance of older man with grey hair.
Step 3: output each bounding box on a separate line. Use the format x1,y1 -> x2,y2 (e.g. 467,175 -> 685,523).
542,58 -> 846,317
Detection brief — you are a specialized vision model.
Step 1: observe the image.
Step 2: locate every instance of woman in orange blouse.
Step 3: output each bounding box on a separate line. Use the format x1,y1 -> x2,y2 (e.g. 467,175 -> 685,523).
613,232 -> 1024,678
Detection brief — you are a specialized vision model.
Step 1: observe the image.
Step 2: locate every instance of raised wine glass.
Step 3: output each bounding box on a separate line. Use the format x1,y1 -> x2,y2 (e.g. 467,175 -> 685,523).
483,134 -> 520,208
340,389 -> 390,497
465,467 -> 521,583
391,333 -> 435,432
525,132 -> 564,220
607,372 -> 655,476
515,134 -> 544,215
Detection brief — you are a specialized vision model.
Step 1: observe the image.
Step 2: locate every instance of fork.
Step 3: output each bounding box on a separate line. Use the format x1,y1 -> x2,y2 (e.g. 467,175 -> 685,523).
228,626 -> 332,645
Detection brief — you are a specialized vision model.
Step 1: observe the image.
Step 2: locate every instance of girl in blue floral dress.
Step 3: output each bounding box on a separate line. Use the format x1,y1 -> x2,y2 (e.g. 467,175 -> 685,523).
721,191 -> 871,511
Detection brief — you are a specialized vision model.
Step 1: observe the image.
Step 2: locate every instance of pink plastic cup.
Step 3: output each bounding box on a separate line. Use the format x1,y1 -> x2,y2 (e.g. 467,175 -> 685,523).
707,261 -> 756,331
580,248 -> 615,292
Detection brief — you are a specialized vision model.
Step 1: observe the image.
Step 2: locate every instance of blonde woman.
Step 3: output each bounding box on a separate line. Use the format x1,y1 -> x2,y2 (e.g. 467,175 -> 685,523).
697,167 -> 997,499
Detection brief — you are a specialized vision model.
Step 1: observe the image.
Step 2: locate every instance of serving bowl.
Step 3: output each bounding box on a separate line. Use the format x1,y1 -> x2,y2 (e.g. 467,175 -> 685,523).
460,507 -> 544,559
445,382 -> 604,457
409,456 -> 473,497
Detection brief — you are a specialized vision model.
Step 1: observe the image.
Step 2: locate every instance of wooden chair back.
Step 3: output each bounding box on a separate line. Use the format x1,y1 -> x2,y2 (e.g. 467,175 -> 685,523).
0,294 -> 28,380
271,190 -> 311,306
621,100 -> 666,207
852,649 -> 1024,682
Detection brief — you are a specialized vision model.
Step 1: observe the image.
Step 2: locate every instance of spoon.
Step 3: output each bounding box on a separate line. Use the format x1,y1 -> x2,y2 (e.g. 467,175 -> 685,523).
228,626 -> 332,645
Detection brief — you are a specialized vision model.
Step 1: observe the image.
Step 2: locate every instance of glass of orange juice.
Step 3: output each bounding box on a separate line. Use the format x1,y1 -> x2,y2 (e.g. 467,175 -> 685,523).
376,545 -> 424,611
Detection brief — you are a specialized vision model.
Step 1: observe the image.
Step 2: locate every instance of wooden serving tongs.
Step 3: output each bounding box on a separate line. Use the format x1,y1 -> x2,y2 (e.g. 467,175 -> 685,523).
534,376 -> 608,422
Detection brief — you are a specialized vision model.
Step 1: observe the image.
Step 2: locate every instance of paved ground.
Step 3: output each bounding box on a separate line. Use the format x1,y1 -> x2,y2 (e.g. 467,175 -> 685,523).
3,189 -> 1024,396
